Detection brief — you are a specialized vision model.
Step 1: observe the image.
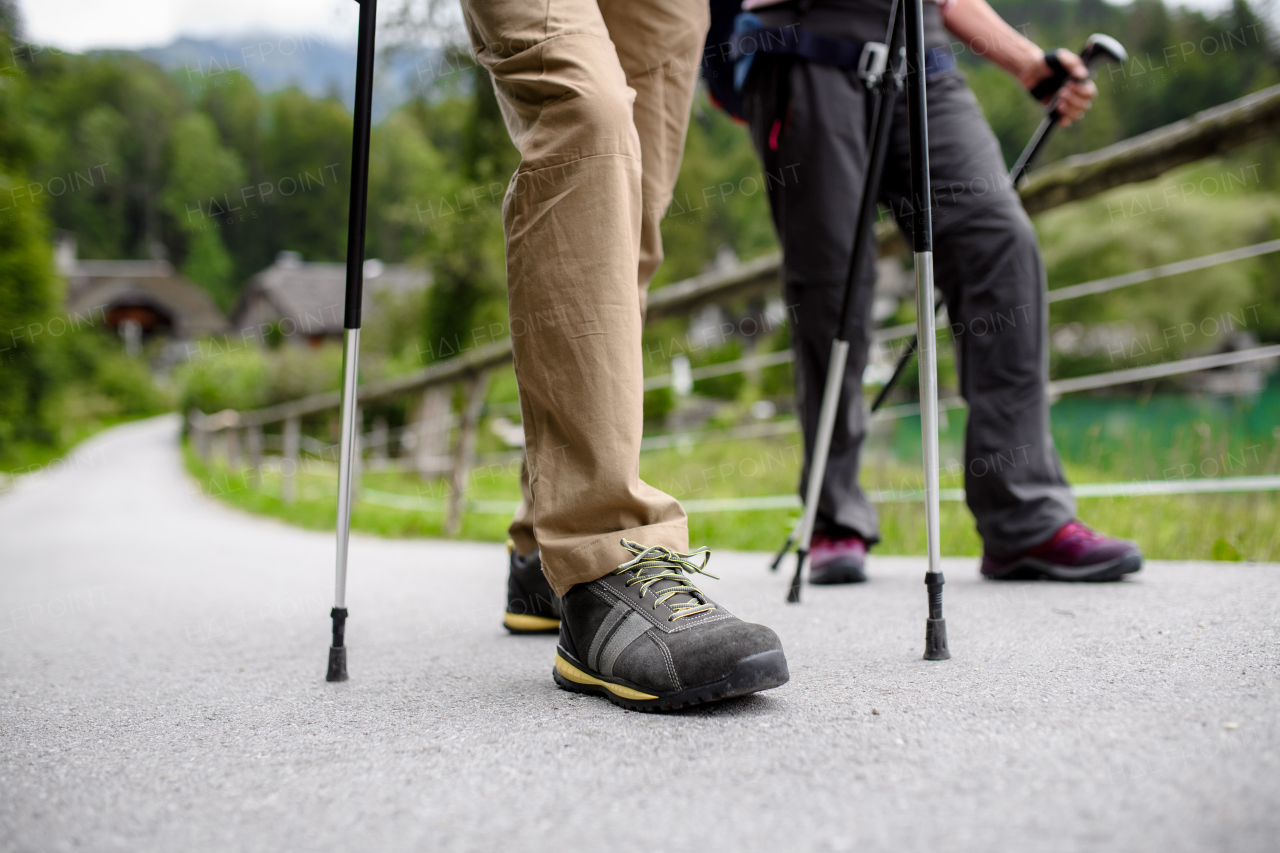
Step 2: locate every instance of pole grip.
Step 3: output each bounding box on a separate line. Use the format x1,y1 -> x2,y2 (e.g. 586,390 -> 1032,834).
903,0 -> 931,254
834,2 -> 904,340
343,0 -> 378,330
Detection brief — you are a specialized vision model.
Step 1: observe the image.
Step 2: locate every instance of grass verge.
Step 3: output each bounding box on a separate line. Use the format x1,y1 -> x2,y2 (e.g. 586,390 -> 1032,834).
184,437 -> 1280,563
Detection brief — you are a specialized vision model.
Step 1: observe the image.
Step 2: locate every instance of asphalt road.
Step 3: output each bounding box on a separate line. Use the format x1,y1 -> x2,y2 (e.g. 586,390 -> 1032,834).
2,415 -> 1277,852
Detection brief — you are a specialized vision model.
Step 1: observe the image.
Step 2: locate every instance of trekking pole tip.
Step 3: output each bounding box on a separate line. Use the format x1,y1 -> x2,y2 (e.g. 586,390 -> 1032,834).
786,550 -> 807,603
326,606 -> 349,682
923,617 -> 950,660
326,645 -> 349,681
769,533 -> 795,572
922,571 -> 949,660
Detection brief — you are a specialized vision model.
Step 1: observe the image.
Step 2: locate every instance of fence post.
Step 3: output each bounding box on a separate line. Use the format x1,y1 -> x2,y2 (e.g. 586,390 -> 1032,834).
369,416 -> 387,465
411,385 -> 453,478
225,424 -> 242,472
246,423 -> 263,488
282,416 -> 300,504
446,370 -> 491,536
189,411 -> 210,462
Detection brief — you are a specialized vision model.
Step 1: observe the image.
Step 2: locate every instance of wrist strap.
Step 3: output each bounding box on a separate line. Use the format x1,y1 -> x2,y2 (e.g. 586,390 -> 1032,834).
1030,49 -> 1069,100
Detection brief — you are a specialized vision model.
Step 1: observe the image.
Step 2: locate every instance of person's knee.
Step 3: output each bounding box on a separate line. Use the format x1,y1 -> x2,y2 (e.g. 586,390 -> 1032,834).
574,84 -> 636,148
942,198 -> 1041,288
520,43 -> 639,166
1003,205 -> 1039,258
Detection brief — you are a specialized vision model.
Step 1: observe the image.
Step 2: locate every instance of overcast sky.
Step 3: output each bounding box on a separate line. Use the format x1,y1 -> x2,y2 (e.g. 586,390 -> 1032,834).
18,0 -> 1240,53
17,0 -> 364,51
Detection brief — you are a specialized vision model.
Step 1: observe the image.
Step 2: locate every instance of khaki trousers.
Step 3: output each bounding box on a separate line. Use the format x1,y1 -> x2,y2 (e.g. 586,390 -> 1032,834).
460,0 -> 708,595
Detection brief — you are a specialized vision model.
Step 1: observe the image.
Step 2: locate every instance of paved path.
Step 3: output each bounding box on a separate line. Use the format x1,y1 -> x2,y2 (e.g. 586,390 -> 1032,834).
2,416 -> 1277,853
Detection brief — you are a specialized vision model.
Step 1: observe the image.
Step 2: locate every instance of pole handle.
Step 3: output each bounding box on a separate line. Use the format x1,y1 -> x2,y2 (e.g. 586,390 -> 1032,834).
343,0 -> 378,330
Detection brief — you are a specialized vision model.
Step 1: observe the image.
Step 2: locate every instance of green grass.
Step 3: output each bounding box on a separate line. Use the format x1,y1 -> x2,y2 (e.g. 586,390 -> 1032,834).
183,444 -> 518,542
184,432 -> 1280,563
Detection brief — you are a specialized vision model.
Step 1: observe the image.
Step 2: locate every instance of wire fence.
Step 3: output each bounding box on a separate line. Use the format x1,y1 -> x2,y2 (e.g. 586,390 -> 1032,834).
641,237 -> 1280,393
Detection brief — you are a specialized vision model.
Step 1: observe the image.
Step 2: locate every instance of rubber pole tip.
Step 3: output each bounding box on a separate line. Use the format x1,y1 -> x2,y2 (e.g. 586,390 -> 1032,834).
923,617 -> 950,660
786,551 -> 806,603
326,645 -> 348,681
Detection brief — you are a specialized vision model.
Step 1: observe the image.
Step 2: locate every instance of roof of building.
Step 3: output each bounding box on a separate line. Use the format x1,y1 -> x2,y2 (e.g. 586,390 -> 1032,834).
63,257 -> 230,338
231,252 -> 430,336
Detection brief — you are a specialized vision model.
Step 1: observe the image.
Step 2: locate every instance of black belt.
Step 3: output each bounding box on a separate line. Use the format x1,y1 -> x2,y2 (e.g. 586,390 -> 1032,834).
729,14 -> 956,91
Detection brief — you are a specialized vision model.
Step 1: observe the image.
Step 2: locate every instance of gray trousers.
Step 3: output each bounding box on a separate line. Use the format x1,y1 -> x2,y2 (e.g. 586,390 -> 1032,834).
743,54 -> 1076,557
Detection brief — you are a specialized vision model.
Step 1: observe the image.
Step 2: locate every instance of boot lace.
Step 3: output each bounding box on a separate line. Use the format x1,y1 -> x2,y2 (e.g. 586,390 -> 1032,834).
614,539 -> 718,621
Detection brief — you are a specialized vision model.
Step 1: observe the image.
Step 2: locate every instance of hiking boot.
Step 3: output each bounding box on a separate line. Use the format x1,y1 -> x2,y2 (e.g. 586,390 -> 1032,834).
981,520 -> 1143,582
503,540 -> 561,634
809,531 -> 868,585
553,539 -> 789,711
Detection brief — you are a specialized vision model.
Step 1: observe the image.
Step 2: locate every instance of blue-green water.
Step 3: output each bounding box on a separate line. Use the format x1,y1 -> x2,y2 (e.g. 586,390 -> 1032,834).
881,378 -> 1280,482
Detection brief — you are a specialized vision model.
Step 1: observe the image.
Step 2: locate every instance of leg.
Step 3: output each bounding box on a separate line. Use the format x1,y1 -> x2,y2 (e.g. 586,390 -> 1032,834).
503,0 -> 706,559
461,0 -> 692,596
467,0 -> 788,709
880,72 -> 1075,555
508,456 -> 536,556
743,57 -> 882,545
599,0 -> 709,306
502,456 -> 561,634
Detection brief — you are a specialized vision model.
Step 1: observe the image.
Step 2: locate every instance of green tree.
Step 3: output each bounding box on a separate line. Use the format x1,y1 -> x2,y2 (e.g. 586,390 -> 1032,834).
0,32 -> 60,449
161,113 -> 245,306
260,88 -> 354,263
25,50 -> 186,259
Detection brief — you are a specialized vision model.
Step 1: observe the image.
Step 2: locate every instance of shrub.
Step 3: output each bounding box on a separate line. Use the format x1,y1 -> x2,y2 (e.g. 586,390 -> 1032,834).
692,340 -> 745,400
175,347 -> 270,414
644,386 -> 675,425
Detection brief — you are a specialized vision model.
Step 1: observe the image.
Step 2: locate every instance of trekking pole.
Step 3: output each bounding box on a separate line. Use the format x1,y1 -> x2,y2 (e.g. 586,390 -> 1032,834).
785,0 -> 905,601
901,0 -> 949,660
327,0 -> 378,683
861,33 -> 1126,422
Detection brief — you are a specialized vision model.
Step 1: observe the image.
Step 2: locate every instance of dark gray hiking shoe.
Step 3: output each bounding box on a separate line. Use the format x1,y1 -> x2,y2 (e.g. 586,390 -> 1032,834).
553,539 -> 789,711
504,540 -> 561,634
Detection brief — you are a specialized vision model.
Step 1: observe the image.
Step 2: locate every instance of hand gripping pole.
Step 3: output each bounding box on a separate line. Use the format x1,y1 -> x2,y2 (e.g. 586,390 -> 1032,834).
872,33 -> 1126,418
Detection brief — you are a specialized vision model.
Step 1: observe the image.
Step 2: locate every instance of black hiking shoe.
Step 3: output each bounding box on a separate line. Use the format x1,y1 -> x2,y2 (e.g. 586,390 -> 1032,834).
504,540 -> 561,634
553,539 -> 789,711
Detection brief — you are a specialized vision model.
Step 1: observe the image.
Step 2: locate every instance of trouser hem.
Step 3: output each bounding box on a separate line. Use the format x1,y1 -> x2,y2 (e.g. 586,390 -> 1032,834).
546,520 -> 689,596
979,506 -> 1075,559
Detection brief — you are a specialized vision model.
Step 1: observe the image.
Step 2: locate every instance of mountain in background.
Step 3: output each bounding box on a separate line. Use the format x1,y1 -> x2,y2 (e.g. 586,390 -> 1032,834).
120,33 -> 446,119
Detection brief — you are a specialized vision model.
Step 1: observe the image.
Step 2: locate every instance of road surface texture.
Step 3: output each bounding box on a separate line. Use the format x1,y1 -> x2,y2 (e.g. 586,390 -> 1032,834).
2,416 -> 1277,852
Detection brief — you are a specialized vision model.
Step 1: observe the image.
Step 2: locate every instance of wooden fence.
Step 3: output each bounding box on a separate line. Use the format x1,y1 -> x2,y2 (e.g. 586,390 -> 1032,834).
187,83 -> 1280,530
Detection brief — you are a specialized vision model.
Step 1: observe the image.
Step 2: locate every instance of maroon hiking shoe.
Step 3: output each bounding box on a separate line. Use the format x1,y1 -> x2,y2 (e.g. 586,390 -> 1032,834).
809,531 -> 868,585
981,520 -> 1142,582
